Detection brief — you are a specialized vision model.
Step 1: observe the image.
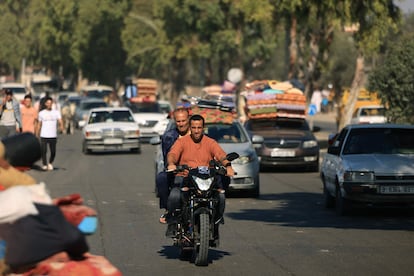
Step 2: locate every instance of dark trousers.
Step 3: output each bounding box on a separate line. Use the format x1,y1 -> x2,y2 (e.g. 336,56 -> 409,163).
156,171 -> 175,210
40,138 -> 57,166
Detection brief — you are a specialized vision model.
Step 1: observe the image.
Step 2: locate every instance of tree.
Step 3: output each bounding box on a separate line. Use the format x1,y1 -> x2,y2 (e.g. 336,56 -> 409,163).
368,34 -> 414,124
337,0 -> 401,129
0,0 -> 32,77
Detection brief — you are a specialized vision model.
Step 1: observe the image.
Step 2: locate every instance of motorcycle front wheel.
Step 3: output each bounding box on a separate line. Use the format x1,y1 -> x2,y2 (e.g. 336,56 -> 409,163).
193,213 -> 209,266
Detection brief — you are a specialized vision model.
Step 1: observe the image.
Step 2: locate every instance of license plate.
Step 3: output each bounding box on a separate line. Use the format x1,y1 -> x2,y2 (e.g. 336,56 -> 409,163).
378,186 -> 414,194
270,149 -> 295,157
104,138 -> 122,144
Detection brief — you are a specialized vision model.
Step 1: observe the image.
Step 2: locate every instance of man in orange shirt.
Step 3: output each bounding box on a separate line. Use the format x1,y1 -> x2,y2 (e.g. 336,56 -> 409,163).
20,95 -> 38,133
165,114 -> 235,237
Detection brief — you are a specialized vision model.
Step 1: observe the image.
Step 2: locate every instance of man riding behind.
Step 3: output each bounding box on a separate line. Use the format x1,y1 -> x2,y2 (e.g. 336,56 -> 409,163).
156,108 -> 190,224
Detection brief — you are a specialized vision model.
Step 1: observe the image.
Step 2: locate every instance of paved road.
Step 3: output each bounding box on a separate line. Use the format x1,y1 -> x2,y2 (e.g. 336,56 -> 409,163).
26,129 -> 414,276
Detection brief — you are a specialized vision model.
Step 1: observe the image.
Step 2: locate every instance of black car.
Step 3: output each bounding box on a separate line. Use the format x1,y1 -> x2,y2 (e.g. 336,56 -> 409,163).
244,117 -> 320,171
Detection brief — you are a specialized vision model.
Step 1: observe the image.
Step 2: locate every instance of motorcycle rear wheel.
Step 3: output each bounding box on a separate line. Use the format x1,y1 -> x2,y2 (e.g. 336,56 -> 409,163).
193,213 -> 209,266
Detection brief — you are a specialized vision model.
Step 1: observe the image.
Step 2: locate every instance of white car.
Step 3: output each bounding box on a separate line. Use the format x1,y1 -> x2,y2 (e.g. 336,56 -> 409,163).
321,124 -> 414,215
128,102 -> 169,142
74,98 -> 108,128
350,105 -> 387,124
80,84 -> 113,100
82,107 -> 141,154
158,100 -> 173,114
0,82 -> 30,102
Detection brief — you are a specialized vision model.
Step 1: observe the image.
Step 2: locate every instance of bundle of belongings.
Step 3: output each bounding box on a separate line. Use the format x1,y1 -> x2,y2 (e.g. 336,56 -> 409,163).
0,133 -> 122,275
241,80 -> 306,120
192,100 -> 237,124
129,78 -> 157,103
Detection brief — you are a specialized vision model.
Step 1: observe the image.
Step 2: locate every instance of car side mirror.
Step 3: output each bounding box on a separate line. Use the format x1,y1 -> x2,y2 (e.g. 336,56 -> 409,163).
149,136 -> 161,145
328,133 -> 338,146
327,146 -> 340,155
226,152 -> 240,161
251,135 -> 264,144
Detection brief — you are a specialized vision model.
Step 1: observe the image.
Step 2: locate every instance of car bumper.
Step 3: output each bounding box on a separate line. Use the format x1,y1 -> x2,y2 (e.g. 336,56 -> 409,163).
229,176 -> 258,191
139,130 -> 163,142
84,138 -> 140,151
228,163 -> 259,191
258,154 -> 319,167
342,183 -> 414,205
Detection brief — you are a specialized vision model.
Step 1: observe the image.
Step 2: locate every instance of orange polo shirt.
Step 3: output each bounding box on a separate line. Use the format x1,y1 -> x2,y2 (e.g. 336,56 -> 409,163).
20,105 -> 38,133
168,134 -> 227,168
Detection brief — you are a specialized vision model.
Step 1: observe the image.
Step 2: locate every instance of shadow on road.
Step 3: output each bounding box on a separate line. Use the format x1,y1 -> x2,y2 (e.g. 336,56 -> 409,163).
158,245 -> 231,264
226,192 -> 414,231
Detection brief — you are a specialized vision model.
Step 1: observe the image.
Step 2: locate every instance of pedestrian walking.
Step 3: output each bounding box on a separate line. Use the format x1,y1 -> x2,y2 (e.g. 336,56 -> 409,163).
36,97 -> 64,171
0,89 -> 22,138
20,94 -> 38,134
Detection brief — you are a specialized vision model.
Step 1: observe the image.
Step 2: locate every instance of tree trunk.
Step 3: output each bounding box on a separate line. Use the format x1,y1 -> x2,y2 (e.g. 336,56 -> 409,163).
287,16 -> 297,80
339,53 -> 365,129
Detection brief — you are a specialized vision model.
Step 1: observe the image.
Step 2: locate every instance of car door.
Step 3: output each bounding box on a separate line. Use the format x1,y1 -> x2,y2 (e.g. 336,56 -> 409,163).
322,128 -> 349,193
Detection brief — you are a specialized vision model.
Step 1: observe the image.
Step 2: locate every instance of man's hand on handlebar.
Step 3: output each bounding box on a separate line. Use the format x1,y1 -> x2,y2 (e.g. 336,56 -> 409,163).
226,166 -> 235,177
167,164 -> 177,172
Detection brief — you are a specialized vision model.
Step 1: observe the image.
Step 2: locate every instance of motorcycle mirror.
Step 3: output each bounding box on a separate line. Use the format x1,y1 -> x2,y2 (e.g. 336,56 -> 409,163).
226,152 -> 239,162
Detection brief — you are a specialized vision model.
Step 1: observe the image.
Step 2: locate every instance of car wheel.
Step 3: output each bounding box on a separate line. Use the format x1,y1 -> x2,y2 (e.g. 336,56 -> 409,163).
323,179 -> 335,209
335,185 -> 351,215
251,177 -> 260,198
82,140 -> 91,154
308,162 -> 319,172
131,148 -> 141,154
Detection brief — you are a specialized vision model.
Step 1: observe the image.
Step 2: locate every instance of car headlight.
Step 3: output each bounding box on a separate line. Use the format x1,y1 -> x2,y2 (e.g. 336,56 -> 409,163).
85,130 -> 102,138
154,120 -> 169,133
124,129 -> 140,136
192,176 -> 213,191
303,140 -> 318,148
232,153 -> 256,165
343,171 -> 374,182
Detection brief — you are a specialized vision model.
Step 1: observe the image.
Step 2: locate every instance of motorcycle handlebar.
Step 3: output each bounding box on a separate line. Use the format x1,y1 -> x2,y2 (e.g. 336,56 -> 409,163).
165,164 -> 237,176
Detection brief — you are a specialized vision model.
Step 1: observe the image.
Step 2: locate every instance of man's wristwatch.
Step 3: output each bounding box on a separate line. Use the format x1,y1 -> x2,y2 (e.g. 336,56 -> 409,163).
225,163 -> 232,167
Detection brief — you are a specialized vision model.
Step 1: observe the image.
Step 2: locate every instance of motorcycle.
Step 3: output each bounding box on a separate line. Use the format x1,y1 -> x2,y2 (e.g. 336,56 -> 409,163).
167,152 -> 239,266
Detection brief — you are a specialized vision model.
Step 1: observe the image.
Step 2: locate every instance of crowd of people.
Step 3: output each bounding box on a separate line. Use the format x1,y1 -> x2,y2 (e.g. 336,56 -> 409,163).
0,88 -> 63,171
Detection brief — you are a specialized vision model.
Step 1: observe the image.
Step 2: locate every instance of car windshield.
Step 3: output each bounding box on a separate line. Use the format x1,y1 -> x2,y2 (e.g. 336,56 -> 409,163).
159,103 -> 172,113
205,123 -> 248,143
84,89 -> 112,99
7,87 -> 26,94
129,102 -> 162,113
247,118 -> 310,131
359,107 -> 386,117
80,101 -> 107,110
88,110 -> 134,124
342,128 -> 414,155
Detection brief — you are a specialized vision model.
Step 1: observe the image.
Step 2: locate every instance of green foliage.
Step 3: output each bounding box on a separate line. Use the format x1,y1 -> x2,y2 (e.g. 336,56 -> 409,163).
0,0 -> 411,101
368,34 -> 414,124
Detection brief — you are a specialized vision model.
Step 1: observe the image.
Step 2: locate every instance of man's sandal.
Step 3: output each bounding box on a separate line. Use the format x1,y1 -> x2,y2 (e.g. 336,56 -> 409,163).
159,213 -> 168,224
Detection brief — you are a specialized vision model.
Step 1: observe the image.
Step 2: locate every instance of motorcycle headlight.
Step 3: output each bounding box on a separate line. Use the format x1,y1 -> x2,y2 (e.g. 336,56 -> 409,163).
192,175 -> 213,191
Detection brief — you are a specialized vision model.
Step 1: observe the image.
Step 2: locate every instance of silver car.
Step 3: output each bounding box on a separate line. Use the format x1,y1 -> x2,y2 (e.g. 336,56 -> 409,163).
150,121 -> 263,197
321,124 -> 414,215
